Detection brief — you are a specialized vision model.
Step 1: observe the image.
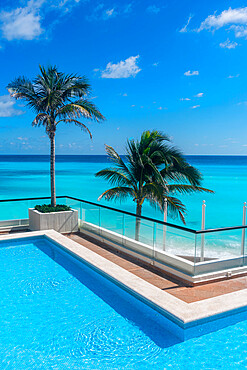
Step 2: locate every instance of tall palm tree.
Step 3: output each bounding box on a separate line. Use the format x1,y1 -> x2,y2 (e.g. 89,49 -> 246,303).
7,65 -> 105,207
95,130 -> 213,240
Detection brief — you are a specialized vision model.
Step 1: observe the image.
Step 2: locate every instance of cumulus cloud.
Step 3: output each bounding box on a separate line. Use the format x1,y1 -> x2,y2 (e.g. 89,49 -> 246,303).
184,70 -> 199,76
219,39 -> 238,49
0,95 -> 24,117
0,1 -> 43,41
198,7 -> 247,38
191,105 -> 200,109
180,98 -> 191,101
194,93 -> 204,97
0,0 -> 82,41
101,56 -> 141,79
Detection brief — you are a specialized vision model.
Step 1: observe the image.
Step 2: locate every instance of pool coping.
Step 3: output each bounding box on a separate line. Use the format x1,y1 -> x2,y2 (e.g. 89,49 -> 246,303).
2,230 -> 247,330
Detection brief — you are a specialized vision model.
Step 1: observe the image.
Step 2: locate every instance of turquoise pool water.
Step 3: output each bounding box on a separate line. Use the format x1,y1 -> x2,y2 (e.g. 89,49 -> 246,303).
1,236 -> 247,369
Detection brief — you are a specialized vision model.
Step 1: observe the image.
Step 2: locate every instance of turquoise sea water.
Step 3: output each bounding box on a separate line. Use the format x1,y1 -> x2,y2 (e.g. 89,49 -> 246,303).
0,155 -> 246,230
1,236 -> 247,369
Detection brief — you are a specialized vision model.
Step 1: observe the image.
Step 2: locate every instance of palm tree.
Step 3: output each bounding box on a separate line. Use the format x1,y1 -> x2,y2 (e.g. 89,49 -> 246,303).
95,130 -> 213,240
7,65 -> 105,207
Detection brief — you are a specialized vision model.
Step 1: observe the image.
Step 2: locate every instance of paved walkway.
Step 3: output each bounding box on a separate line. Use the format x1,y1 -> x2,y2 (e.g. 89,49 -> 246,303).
67,232 -> 247,303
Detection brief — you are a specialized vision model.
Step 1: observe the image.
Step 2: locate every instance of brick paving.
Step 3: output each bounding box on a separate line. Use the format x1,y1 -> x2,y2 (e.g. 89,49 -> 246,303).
67,232 -> 247,303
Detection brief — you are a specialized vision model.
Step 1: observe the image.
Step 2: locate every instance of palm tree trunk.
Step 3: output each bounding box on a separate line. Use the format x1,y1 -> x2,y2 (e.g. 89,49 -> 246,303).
50,132 -> 56,207
135,202 -> 142,241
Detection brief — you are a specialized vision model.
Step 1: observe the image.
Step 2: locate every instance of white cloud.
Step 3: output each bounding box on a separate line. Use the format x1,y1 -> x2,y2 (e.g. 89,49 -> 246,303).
198,7 -> 247,38
191,105 -> 200,109
184,70 -> 199,76
0,95 -> 24,117
219,38 -> 238,49
146,5 -> 160,14
153,62 -> 159,66
0,1 -> 43,41
0,0 -> 83,41
87,3 -> 131,21
228,74 -> 240,78
101,55 -> 141,79
194,92 -> 204,97
180,98 -> 191,101
231,25 -> 247,38
104,8 -> 116,19
180,14 -> 193,33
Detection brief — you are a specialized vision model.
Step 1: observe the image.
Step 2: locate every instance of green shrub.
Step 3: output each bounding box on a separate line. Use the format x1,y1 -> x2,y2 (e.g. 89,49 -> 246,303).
34,204 -> 71,213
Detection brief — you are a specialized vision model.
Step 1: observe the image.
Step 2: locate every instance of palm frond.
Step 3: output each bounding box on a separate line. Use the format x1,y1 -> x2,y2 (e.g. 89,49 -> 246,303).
98,187 -> 135,202
161,162 -> 202,186
95,168 -> 132,186
56,100 -> 105,122
167,184 -> 214,195
104,145 -> 136,185
56,118 -> 92,138
166,196 -> 186,224
32,113 -> 49,126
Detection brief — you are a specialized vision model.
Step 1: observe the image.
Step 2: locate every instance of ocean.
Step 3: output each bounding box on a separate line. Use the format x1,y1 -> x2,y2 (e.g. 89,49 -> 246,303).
0,155 -> 246,230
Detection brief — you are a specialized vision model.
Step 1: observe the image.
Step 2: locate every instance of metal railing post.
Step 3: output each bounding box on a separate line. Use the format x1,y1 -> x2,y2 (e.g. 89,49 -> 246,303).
122,214 -> 125,236
241,202 -> 246,255
163,198 -> 167,251
98,207 -> 101,236
80,202 -> 82,227
153,221 -> 157,265
200,200 -> 206,262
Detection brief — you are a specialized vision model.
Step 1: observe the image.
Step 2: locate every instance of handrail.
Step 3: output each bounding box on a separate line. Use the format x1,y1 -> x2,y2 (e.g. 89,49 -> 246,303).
196,224 -> 247,234
0,195 -> 246,235
66,195 -> 197,234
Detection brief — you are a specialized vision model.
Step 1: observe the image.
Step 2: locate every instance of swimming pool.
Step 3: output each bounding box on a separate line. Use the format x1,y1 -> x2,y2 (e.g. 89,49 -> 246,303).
1,234 -> 247,369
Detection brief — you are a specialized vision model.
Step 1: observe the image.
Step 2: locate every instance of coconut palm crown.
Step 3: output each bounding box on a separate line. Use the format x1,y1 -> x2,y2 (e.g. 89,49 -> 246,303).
96,130 -> 213,239
7,65 -> 105,206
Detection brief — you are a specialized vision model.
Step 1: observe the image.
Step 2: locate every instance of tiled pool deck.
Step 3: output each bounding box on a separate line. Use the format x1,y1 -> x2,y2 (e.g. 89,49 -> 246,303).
67,232 -> 247,304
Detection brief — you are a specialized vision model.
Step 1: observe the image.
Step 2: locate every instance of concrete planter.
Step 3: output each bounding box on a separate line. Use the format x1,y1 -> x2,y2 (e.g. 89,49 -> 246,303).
29,208 -> 78,233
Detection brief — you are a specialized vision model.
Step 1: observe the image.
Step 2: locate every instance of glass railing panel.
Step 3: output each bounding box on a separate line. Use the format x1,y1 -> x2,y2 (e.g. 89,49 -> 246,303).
0,200 -> 30,223
79,202 -> 100,234
194,228 -> 244,275
99,208 -> 124,237
154,222 -> 196,259
119,213 -> 154,258
123,214 -> 154,245
137,218 -> 154,249
123,213 -> 136,241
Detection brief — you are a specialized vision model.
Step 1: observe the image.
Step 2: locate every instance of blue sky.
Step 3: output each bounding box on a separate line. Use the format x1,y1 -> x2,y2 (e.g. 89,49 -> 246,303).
0,0 -> 247,155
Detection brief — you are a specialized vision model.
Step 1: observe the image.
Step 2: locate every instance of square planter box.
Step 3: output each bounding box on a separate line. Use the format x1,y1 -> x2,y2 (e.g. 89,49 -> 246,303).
29,208 -> 78,233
